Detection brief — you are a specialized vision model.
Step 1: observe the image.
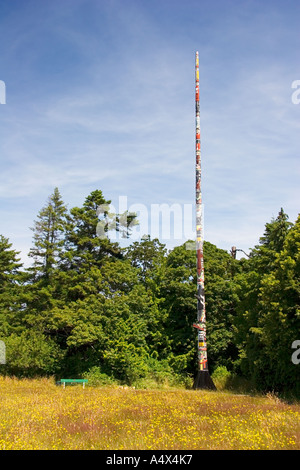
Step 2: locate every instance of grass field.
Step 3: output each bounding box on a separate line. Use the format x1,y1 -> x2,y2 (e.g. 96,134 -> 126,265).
0,376 -> 299,450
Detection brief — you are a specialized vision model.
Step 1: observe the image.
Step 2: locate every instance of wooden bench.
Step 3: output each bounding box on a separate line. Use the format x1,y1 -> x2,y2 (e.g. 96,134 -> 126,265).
59,379 -> 88,389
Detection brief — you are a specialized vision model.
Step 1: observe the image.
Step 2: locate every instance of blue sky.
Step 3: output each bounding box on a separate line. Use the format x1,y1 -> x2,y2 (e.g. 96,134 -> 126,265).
0,0 -> 299,265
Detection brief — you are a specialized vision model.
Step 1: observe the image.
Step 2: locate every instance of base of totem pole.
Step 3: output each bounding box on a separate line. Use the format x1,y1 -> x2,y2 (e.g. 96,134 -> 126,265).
193,370 -> 216,390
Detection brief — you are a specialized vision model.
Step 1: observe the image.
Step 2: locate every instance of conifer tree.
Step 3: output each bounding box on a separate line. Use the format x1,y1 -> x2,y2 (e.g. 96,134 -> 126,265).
63,190 -> 138,271
251,208 -> 292,272
234,209 -> 293,389
0,235 -> 23,336
28,187 -> 67,278
63,190 -> 119,270
257,214 -> 300,394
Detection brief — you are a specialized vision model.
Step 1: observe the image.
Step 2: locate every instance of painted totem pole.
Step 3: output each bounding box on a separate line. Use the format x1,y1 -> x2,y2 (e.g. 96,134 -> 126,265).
193,52 -> 216,390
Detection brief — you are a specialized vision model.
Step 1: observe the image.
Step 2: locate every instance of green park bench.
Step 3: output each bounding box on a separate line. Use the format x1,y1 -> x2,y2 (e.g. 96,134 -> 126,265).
59,379 -> 88,389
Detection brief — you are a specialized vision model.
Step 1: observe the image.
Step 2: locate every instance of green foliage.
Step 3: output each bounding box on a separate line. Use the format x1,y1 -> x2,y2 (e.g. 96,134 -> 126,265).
160,241 -> 239,374
0,189 -> 299,397
233,209 -> 300,395
0,235 -> 22,282
82,366 -> 119,387
211,366 -> 254,394
0,235 -> 23,337
254,214 -> 300,394
63,189 -> 121,270
202,242 -> 240,371
160,243 -> 197,364
3,331 -> 63,377
125,236 -> 167,294
28,187 -> 67,278
211,366 -> 232,389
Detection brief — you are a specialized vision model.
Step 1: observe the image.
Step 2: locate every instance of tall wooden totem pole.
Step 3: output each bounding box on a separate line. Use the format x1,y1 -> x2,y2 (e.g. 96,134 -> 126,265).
193,52 -> 216,390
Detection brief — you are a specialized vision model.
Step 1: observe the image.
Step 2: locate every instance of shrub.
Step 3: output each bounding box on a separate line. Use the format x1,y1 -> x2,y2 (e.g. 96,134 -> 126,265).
82,366 -> 119,387
212,366 -> 232,390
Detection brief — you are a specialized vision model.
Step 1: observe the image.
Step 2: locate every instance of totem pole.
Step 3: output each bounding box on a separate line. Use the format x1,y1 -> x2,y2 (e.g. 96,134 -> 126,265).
193,51 -> 216,390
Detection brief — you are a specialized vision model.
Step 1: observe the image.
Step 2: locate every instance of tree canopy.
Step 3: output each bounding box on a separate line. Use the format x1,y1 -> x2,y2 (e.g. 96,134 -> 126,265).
0,190 -> 299,396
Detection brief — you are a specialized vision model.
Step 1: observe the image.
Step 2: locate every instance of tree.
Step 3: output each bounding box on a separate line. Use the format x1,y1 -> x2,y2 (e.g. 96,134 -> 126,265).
256,214 -> 300,394
203,242 -> 240,371
3,330 -> 63,377
43,260 -> 166,381
160,241 -> 239,375
0,235 -> 22,284
63,190 -> 122,271
0,235 -> 23,337
28,187 -> 67,278
124,236 -> 167,293
233,209 -> 294,390
250,208 -> 292,273
160,242 -> 197,372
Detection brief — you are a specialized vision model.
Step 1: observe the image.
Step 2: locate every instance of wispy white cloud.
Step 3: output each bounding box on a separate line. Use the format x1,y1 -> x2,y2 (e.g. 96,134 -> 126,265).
0,0 -> 299,264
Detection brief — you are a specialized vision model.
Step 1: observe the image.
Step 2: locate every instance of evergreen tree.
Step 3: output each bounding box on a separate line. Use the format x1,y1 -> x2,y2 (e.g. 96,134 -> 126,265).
28,187 -> 67,278
233,209 -> 293,389
250,208 -> 292,272
2,184 -> 298,394
257,214 -> 300,394
63,190 -> 121,271
0,235 -> 23,336
0,235 -> 22,284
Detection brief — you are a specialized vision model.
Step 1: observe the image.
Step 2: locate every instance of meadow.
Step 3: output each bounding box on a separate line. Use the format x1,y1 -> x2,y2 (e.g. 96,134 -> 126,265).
0,376 -> 299,450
